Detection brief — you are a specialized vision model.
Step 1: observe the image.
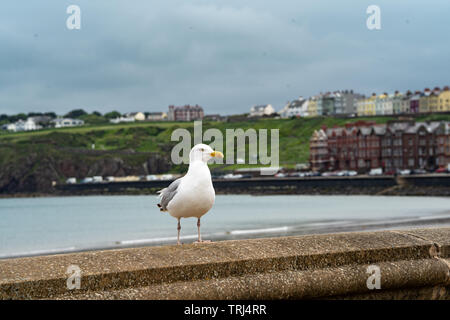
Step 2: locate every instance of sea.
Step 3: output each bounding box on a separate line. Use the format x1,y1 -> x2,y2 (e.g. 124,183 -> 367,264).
1,195 -> 449,259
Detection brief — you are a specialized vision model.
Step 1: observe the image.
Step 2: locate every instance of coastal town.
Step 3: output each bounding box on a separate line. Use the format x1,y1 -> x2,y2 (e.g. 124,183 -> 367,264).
2,1 -> 450,304
1,85 -> 449,189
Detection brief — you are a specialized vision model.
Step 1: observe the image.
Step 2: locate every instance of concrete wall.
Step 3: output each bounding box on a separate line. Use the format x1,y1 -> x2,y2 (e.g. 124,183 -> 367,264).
1,228 -> 449,300
55,174 -> 450,196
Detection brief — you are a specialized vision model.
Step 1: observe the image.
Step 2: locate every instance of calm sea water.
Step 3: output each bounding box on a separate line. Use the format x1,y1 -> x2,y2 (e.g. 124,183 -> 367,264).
0,195 -> 449,258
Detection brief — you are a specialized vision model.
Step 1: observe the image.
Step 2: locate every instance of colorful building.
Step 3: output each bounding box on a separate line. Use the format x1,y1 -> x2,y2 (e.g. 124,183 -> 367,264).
438,86 -> 450,112
307,96 -> 319,117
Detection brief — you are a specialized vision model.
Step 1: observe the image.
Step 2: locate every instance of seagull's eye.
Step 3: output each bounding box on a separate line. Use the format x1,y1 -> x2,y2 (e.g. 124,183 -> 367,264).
200,148 -> 204,152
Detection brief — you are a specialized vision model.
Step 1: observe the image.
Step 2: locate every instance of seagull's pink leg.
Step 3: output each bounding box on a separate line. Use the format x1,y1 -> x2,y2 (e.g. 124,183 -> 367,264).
177,218 -> 181,245
194,218 -> 211,243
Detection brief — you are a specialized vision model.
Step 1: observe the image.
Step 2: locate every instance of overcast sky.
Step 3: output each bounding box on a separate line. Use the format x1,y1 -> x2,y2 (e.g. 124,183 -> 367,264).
0,0 -> 449,115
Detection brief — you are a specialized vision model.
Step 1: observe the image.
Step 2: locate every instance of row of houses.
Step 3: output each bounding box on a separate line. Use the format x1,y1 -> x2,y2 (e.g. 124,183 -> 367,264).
253,86 -> 450,119
110,105 -> 206,123
309,120 -> 450,172
1,117 -> 84,132
252,90 -> 366,118
356,87 -> 450,116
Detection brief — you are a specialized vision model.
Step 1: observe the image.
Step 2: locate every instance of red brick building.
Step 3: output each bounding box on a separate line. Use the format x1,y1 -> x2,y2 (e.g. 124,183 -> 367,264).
310,121 -> 449,173
167,105 -> 204,121
435,122 -> 450,167
309,129 -> 329,172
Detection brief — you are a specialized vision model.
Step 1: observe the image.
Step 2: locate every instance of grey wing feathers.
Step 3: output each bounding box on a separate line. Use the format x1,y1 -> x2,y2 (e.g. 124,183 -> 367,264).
157,178 -> 182,211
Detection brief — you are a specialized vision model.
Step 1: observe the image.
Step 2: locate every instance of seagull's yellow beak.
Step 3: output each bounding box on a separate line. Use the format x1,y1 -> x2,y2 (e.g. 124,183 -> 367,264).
210,151 -> 224,158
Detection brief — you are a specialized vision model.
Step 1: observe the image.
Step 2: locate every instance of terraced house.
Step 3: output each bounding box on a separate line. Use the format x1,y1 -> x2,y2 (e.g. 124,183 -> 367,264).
355,86 -> 449,117
419,88 -> 440,113
310,120 -> 450,173
438,86 -> 450,112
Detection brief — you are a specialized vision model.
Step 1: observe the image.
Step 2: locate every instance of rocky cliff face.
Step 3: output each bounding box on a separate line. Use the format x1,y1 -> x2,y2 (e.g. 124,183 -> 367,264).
0,147 -> 172,194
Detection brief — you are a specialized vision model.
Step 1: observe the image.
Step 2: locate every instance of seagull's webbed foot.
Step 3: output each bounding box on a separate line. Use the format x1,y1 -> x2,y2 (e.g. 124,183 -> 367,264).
193,240 -> 212,244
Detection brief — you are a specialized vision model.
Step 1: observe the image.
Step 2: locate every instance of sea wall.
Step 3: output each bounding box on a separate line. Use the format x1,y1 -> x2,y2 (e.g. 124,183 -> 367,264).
1,228 -> 449,300
53,174 -> 450,196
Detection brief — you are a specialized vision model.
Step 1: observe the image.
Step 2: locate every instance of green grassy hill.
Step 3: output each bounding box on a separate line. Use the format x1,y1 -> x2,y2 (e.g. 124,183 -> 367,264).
2,114 -> 450,166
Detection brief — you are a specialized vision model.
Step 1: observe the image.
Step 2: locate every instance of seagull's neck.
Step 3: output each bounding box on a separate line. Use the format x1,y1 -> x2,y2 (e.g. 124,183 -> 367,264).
187,160 -> 211,177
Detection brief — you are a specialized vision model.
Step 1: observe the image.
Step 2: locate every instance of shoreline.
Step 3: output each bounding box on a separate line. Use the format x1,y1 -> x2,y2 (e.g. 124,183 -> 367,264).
1,186 -> 450,199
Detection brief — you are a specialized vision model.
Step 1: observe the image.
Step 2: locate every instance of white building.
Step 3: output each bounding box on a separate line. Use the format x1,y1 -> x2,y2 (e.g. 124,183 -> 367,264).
52,118 -> 84,128
147,112 -> 167,121
110,116 -> 135,124
110,112 -> 146,123
249,104 -> 275,117
125,112 -> 146,121
279,97 -> 308,118
4,118 -> 42,132
4,121 -> 24,132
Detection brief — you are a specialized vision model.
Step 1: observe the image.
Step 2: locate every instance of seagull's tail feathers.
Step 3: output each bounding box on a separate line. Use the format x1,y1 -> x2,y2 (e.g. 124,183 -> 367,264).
156,188 -> 168,212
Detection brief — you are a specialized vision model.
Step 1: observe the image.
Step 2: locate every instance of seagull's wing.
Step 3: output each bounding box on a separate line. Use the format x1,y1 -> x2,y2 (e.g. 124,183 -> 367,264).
157,177 -> 182,212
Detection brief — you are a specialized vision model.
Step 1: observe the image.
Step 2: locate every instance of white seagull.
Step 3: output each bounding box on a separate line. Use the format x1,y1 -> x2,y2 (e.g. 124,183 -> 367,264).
157,144 -> 224,244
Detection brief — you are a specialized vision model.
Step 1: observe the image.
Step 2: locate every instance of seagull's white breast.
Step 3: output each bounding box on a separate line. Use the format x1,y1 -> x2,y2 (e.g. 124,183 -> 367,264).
167,163 -> 215,219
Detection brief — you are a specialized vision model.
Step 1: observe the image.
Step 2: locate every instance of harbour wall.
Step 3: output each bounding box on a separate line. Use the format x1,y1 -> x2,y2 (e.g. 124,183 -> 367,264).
54,174 -> 450,196
1,228 -> 449,300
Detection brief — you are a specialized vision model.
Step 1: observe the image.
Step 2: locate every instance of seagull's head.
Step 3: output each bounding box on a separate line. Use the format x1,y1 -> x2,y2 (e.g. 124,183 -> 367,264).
189,144 -> 224,163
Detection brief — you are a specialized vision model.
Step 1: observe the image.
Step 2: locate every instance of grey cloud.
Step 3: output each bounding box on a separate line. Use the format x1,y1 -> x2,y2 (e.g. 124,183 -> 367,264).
0,0 -> 449,115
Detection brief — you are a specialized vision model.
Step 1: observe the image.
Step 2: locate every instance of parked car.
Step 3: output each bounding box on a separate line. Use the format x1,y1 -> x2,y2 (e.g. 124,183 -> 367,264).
66,177 -> 77,184
399,169 -> 411,175
223,173 -> 243,179
92,176 -> 103,183
289,172 -> 305,177
81,177 -> 93,184
412,169 -> 427,175
275,173 -> 287,178
435,167 -> 449,173
368,168 -> 383,176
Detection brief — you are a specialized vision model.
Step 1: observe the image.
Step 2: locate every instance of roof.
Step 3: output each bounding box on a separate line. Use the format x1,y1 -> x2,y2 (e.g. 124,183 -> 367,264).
252,105 -> 271,111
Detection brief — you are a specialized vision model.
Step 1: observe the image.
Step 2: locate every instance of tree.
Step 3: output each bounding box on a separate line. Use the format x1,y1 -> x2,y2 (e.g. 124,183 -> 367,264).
65,109 -> 87,119
92,111 -> 102,117
9,113 -> 27,122
28,112 -> 43,117
44,112 -> 57,119
104,111 -> 121,119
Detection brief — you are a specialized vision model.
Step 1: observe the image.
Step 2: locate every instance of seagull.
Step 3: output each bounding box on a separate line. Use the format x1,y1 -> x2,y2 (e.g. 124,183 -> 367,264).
157,144 -> 224,245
